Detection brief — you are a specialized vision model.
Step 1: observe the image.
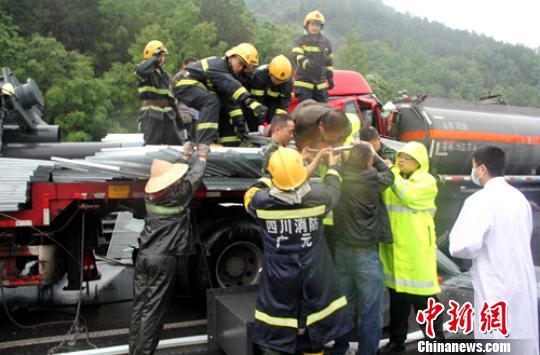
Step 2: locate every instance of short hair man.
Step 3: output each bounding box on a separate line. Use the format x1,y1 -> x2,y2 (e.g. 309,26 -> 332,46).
260,114 -> 295,174
450,146 -> 539,354
360,126 -> 396,163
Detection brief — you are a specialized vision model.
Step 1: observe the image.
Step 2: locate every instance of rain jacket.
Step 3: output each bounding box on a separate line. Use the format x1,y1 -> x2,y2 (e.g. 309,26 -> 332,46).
139,159 -> 206,256
379,141 -> 441,296
244,172 -> 353,353
248,64 -> 293,122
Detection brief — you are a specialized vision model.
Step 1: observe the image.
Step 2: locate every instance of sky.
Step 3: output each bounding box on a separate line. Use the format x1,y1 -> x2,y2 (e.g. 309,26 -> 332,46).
381,0 -> 540,49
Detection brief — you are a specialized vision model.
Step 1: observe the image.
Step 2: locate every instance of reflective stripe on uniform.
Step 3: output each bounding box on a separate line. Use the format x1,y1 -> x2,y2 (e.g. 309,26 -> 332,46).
384,274 -> 436,289
394,180 -> 411,201
302,45 -> 321,52
292,47 -> 304,54
326,66 -> 334,71
306,296 -> 347,326
137,86 -> 174,98
323,210 -> 333,226
201,58 -> 209,71
248,100 -> 261,109
296,55 -> 306,67
316,82 -> 328,90
266,89 -> 280,97
196,122 -> 219,130
275,108 -> 288,115
294,81 -> 315,90
251,89 -> 265,96
232,87 -> 248,100
218,136 -> 241,143
386,205 -> 436,217
325,169 -> 341,182
255,310 -> 298,328
256,205 -> 325,220
258,177 -> 273,188
175,79 -> 208,91
140,106 -> 174,113
145,203 -> 184,215
228,109 -> 243,118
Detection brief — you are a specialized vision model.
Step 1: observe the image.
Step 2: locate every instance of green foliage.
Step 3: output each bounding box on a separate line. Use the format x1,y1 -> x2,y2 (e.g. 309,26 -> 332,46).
336,31 -> 369,75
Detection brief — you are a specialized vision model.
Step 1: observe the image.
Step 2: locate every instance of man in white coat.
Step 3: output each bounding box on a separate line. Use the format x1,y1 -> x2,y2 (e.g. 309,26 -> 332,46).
450,146 -> 538,354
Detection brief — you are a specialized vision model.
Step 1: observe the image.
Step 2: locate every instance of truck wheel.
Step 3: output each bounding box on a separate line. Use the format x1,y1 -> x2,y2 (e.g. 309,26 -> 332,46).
200,221 -> 263,289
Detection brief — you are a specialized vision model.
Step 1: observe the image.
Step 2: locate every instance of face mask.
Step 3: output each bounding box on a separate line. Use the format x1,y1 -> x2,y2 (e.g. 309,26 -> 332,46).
470,167 -> 481,186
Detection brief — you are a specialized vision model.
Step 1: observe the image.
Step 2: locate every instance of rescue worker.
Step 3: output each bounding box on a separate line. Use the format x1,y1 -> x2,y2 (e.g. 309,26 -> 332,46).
172,43 -> 268,145
129,142 -> 209,355
244,147 -> 353,355
291,99 -> 351,152
292,10 -> 334,103
378,141 -> 444,354
135,40 -> 184,145
246,54 -> 293,133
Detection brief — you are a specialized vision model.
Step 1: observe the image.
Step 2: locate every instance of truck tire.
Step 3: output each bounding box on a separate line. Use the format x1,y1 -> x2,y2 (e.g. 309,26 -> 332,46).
197,220 -> 263,291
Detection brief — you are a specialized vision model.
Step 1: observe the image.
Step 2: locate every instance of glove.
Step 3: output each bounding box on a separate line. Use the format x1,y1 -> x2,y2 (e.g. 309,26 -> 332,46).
244,98 -> 268,124
197,144 -> 210,159
182,141 -> 194,161
327,76 -> 335,90
234,117 -> 250,140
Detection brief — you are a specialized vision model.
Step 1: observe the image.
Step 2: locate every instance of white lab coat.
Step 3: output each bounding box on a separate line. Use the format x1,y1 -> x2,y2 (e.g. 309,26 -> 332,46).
450,177 -> 538,354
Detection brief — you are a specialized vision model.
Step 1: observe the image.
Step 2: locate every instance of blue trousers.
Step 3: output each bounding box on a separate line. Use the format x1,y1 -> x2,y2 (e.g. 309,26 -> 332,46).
331,247 -> 384,355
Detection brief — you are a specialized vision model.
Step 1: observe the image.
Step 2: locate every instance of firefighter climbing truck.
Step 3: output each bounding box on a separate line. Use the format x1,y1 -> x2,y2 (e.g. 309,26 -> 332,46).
0,67 -> 539,296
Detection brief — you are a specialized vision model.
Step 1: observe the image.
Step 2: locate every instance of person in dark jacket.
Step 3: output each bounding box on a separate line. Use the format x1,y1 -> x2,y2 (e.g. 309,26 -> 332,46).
292,10 -> 334,103
360,126 -> 396,164
135,40 -> 184,145
260,114 -> 295,174
330,142 -> 394,355
128,142 -> 208,355
172,43 -> 267,145
245,55 -> 293,132
244,147 -> 353,355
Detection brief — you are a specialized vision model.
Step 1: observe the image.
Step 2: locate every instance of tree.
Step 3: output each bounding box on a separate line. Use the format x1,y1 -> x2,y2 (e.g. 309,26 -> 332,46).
335,31 -> 369,74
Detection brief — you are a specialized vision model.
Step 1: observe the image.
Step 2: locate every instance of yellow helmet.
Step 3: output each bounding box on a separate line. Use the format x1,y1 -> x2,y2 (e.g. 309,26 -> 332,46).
143,40 -> 168,60
226,43 -> 259,67
269,55 -> 292,81
268,147 -> 308,190
303,10 -> 325,27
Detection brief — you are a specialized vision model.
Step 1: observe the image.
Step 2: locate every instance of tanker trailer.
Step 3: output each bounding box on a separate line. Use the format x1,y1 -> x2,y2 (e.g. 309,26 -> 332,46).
389,96 -> 540,256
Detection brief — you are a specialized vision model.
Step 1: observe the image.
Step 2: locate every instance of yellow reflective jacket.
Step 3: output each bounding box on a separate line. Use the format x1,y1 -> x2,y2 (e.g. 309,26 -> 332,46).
379,141 -> 441,295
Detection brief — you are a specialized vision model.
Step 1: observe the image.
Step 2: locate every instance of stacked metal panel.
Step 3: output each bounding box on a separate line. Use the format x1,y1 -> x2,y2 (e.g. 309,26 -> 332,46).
0,158 -> 55,211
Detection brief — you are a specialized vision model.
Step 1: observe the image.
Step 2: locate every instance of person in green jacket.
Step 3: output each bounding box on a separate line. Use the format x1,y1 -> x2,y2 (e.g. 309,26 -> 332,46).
378,141 -> 444,354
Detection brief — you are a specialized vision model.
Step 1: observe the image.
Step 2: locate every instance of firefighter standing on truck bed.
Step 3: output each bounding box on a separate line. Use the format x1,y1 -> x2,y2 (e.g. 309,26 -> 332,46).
244,54 -> 293,133
244,147 -> 353,355
135,40 -> 185,146
172,43 -> 268,145
292,10 -> 334,104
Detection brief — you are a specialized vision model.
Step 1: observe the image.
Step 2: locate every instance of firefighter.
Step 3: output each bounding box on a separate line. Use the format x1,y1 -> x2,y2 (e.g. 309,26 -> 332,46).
172,43 -> 268,145
378,141 -> 444,354
245,54 -> 293,133
244,147 -> 353,355
292,10 -> 334,103
135,40 -> 184,145
129,143 -> 208,355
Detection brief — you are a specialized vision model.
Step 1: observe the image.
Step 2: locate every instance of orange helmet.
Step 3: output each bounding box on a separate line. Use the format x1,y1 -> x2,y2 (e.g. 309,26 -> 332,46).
303,10 -> 325,28
269,55 -> 293,81
143,40 -> 168,60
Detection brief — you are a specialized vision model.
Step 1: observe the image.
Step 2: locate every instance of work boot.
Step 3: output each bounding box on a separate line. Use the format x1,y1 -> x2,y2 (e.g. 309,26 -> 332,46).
378,342 -> 405,355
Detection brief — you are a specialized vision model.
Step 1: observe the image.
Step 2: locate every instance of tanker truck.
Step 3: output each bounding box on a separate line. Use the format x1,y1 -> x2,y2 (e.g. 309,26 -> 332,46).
0,67 -> 538,296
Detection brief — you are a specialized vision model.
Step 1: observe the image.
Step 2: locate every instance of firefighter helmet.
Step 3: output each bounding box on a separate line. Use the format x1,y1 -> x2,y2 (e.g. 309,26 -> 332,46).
226,43 -> 259,67
268,147 -> 308,190
269,55 -> 292,81
303,10 -> 325,27
143,40 -> 168,60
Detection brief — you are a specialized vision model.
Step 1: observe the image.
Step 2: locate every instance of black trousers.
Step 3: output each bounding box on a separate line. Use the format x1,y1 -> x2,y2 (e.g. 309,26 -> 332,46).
294,85 -> 328,104
174,85 -> 220,144
139,114 -> 183,146
129,254 -> 177,355
388,288 -> 445,345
